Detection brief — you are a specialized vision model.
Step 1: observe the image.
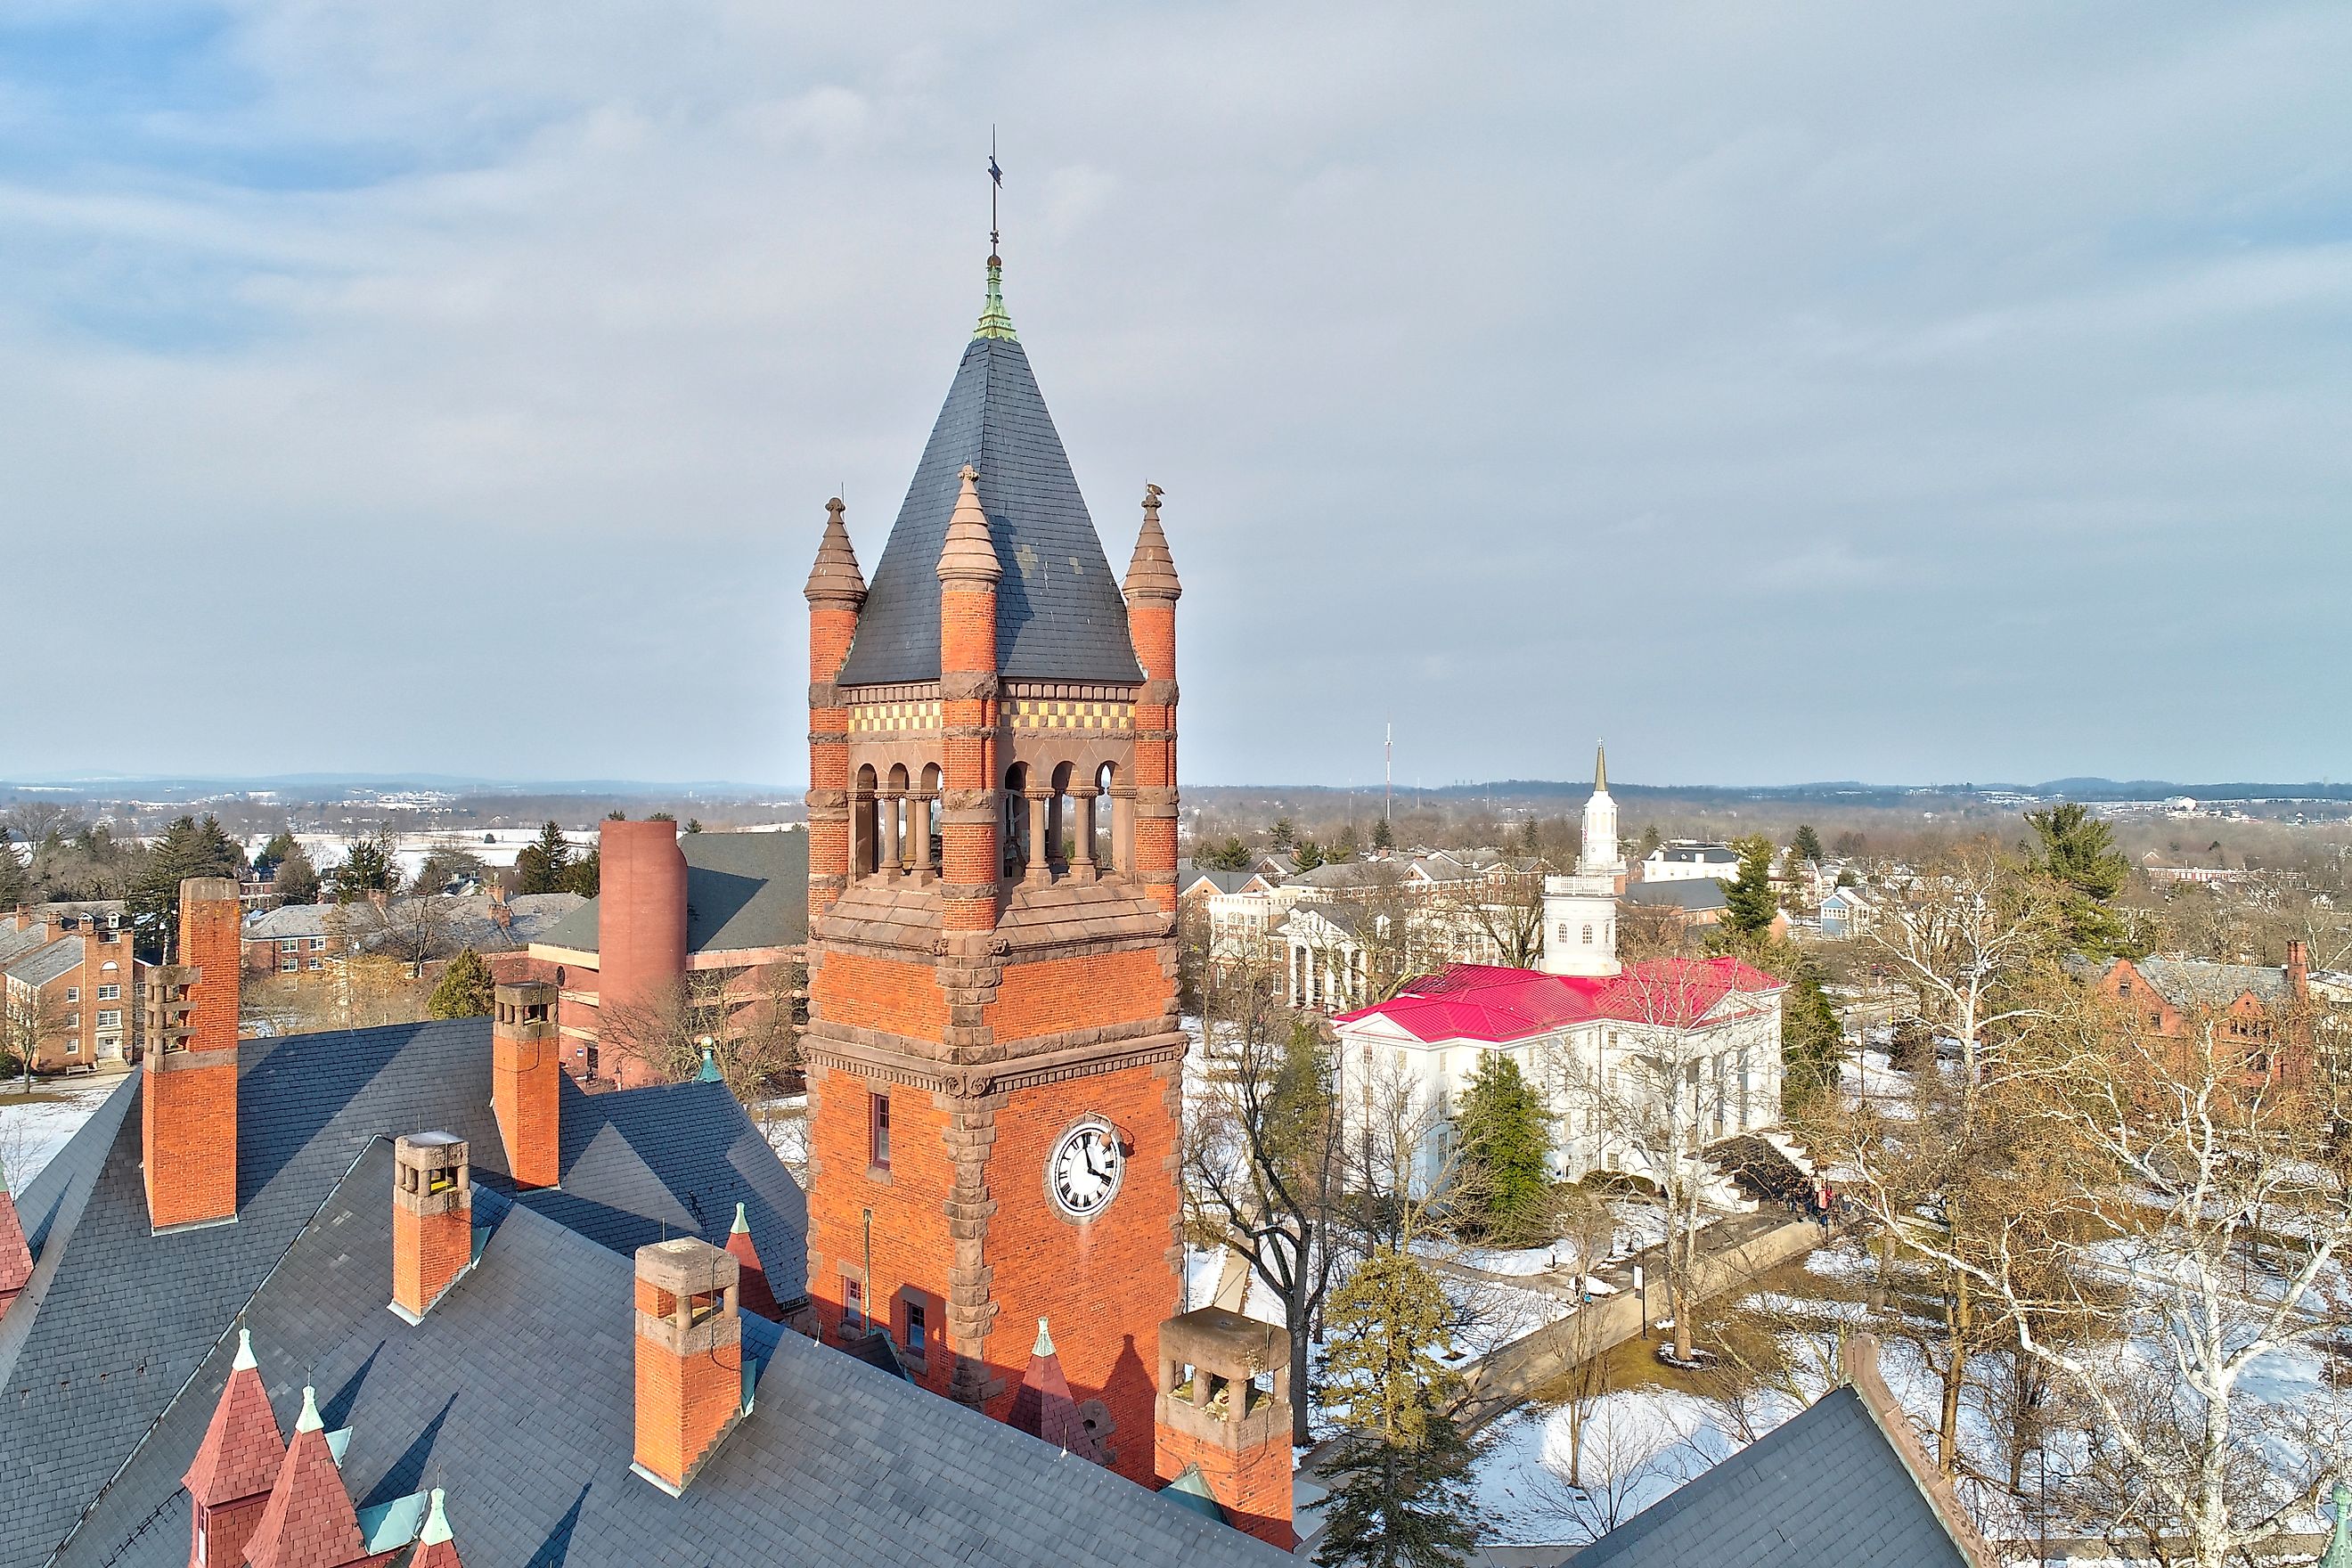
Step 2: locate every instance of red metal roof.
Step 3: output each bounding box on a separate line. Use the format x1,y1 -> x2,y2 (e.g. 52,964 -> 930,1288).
1335,956 -> 1783,1044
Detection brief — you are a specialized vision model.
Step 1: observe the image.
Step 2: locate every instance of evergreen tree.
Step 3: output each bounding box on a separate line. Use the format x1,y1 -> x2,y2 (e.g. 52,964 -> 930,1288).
0,829 -> 27,908
1780,960 -> 1843,1109
1636,823 -> 1662,859
428,948 -> 496,1019
2024,802 -> 2136,958
1719,834 -> 1779,941
1372,817 -> 1395,852
332,832 -> 399,902
1518,818 -> 1539,856
515,821 -> 573,894
559,846 -> 600,897
1451,1052 -> 1553,1244
1292,839 -> 1327,872
1270,818 -> 1296,852
1330,824 -> 1361,863
1315,1250 -> 1478,1568
261,829 -> 300,867
1791,823 -> 1825,864
685,818 -> 704,834
274,844 -> 321,905
1197,837 -> 1253,873
128,815 -> 248,957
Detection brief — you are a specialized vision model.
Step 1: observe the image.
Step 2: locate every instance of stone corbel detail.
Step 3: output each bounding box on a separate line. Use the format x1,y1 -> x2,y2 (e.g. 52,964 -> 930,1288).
940,669 -> 999,702
1140,678 -> 1179,706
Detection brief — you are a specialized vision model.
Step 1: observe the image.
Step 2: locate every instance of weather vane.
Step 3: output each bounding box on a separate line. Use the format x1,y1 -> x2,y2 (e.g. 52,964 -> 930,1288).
988,127 -> 1003,255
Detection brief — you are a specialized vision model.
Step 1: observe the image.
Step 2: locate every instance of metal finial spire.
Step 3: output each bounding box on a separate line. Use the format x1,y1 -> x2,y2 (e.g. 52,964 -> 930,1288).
1594,740 -> 1607,794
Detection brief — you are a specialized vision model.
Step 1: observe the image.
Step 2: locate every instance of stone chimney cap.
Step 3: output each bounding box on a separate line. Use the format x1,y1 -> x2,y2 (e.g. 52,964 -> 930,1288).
1122,484 -> 1180,603
181,877 -> 241,902
936,465 -> 1001,584
804,496 -> 868,606
636,1236 -> 739,1295
1160,1305 -> 1286,1371
400,1131 -> 466,1151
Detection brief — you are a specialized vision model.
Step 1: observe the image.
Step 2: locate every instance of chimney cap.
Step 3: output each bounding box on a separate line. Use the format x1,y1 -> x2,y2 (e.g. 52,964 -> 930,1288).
398,1131 -> 467,1152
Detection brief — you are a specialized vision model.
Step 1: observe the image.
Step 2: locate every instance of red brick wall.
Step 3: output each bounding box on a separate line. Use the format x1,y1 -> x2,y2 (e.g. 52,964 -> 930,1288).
977,1059 -> 1183,1487
811,952 -> 949,1037
393,1201 -> 471,1318
986,949 -> 1170,1043
633,1323 -> 744,1490
493,1025 -> 562,1189
181,883 -> 241,1056
1156,1424 -> 1295,1549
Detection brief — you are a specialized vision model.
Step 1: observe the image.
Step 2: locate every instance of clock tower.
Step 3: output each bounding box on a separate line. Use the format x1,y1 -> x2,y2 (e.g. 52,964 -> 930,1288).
801,251 -> 1186,1487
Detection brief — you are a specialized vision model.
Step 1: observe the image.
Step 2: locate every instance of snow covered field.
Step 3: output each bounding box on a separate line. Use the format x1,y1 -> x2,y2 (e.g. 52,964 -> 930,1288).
0,1079 -> 119,1192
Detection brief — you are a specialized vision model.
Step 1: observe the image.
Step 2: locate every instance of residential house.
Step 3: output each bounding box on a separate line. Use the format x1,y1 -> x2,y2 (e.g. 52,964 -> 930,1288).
2,920 -> 145,1072
1637,841 -> 1742,884
1818,882 -> 1879,941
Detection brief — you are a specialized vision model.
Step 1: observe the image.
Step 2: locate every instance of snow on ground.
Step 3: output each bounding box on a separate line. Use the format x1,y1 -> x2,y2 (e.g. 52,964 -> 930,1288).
1458,1245 -> 1562,1277
1470,1389 -> 1755,1547
0,1079 -> 120,1191
754,1093 -> 808,1175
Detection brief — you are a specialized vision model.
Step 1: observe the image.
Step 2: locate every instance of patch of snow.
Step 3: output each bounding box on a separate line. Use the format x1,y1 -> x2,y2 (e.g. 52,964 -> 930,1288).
0,1080 -> 119,1191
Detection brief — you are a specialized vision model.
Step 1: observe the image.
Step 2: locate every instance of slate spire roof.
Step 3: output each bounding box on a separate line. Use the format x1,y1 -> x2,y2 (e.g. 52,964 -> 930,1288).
832,254 -> 1144,686
803,496 -> 868,606
1123,484 -> 1181,602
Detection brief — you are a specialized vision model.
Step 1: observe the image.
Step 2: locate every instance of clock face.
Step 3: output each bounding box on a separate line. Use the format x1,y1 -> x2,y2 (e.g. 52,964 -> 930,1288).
1049,1120 -> 1124,1220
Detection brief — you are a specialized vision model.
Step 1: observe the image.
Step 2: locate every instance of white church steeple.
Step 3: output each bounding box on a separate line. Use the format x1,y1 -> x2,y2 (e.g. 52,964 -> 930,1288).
1539,741 -> 1624,978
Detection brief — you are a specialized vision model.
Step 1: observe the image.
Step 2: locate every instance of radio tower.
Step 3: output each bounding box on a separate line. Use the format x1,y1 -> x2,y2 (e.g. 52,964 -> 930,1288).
1384,721 -> 1392,829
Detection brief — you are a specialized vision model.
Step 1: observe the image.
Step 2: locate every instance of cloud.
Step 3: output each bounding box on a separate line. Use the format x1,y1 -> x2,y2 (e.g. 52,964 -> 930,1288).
1,2 -> 2348,788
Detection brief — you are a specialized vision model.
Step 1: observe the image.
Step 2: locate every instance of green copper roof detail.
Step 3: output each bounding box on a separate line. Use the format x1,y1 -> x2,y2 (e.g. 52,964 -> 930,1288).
2319,1483 -> 2352,1567
975,254 -> 1017,340
1162,1463 -> 1226,1523
697,1045 -> 723,1083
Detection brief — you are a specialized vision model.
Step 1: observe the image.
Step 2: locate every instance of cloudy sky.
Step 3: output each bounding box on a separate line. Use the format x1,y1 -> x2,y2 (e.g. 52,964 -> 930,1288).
4,4 -> 2348,789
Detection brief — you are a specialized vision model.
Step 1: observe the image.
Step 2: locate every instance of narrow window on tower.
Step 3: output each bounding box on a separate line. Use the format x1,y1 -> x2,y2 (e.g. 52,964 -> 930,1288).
870,1091 -> 892,1170
904,1298 -> 927,1354
843,1278 -> 864,1334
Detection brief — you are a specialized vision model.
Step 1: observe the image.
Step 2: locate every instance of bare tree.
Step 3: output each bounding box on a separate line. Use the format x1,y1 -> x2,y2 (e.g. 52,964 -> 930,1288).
1862,840 -> 2062,1089
2,982 -> 70,1087
1436,866 -> 1548,970
1844,976 -> 2352,1568
1185,945 -> 1349,1445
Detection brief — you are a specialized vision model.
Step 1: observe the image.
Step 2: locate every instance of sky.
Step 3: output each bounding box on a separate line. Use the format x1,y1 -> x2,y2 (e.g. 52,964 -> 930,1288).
3,4 -> 2348,790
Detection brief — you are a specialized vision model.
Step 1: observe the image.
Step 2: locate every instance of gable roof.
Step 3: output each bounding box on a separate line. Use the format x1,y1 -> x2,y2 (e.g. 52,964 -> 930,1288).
5,933 -> 81,987
0,1019 -> 805,1568
536,829 -> 808,959
1333,957 -> 1784,1045
833,313 -> 1143,687
2131,956 -> 2291,1009
54,1139 -> 1281,1568
1622,879 -> 1730,911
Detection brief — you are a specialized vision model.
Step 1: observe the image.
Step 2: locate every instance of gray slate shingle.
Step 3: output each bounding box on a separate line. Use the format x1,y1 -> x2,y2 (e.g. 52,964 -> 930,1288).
834,334 -> 1144,688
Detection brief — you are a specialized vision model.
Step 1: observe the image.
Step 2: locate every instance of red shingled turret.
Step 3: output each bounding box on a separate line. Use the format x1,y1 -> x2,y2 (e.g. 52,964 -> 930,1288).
0,1158 -> 31,1319
243,1384 -> 366,1568
724,1202 -> 780,1320
182,1327 -> 286,1568
1009,1318 -> 1101,1463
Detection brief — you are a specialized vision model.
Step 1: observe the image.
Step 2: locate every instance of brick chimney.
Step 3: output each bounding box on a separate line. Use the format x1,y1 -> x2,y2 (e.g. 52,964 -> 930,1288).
492,980 -> 560,1189
597,819 -> 689,1088
487,880 -> 512,932
1153,1306 -> 1294,1550
2289,939 -> 2310,1000
142,878 -> 241,1234
632,1237 -> 750,1496
392,1133 -> 473,1323
183,1327 -> 286,1568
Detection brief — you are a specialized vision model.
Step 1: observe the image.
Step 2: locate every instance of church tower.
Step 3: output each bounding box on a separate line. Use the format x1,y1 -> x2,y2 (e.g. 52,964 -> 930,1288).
800,250 -> 1186,1487
1540,744 -> 1624,977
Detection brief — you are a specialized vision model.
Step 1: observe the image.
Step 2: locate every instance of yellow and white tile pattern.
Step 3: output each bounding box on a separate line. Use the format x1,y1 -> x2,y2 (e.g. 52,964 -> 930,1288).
1008,698 -> 1135,732
849,700 -> 943,733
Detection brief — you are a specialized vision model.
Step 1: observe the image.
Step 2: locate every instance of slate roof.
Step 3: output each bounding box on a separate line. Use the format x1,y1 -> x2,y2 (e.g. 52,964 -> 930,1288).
4,933 -> 81,987
246,894 -> 584,953
833,314 -> 1144,687
2135,956 -> 2291,1009
536,829 -> 807,958
1177,862 -> 1262,897
1571,1384 -> 1975,1568
50,1139 -> 1281,1568
1622,879 -> 1730,911
0,1018 -> 804,1568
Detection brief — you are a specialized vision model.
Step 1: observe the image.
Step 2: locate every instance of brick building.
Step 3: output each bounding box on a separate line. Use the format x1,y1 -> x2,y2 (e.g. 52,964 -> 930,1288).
519,825 -> 807,1086
240,888 -> 584,976
1,905 -> 145,1072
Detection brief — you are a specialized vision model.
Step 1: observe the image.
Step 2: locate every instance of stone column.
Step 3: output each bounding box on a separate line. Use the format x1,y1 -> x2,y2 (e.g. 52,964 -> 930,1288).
880,788 -> 906,879
911,790 -> 936,880
1069,787 -> 1099,883
1025,791 -> 1054,886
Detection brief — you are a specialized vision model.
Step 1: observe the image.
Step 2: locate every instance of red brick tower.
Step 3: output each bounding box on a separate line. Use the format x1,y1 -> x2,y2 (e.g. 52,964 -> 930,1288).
491,980 -> 561,1189
1154,1307 -> 1296,1549
596,819 -> 689,1087
802,254 -> 1187,1487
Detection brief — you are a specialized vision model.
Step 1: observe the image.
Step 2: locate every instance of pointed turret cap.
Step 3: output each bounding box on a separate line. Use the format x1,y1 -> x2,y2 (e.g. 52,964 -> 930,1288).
412,1487 -> 464,1568
184,1327 -> 287,1507
975,253 -> 1017,341
724,1201 -> 780,1321
244,1385 -> 364,1568
2318,1483 -> 2352,1568
1594,742 -> 1607,794
935,465 -> 1002,584
1009,1316 -> 1102,1463
1122,484 -> 1181,604
695,1045 -> 723,1083
0,1160 -> 31,1308
804,497 -> 867,607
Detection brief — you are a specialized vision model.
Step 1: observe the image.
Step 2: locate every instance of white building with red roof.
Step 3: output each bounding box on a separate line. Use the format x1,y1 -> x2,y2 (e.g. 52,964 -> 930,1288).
1333,946 -> 1786,1188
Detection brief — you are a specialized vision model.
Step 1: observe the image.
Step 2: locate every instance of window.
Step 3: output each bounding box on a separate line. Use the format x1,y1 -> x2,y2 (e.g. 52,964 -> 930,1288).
64,987 -> 78,1003
842,1278 -> 864,1334
1556,923 -> 1569,942
870,1092 -> 892,1170
281,938 -> 300,951
309,937 -> 327,951
2118,978 -> 2133,999
1581,925 -> 1594,945
101,961 -> 117,972
904,1298 -> 927,1354
97,984 -> 119,1000
307,959 -> 323,970
97,1010 -> 121,1028
65,1040 -> 79,1055
63,1013 -> 78,1028
282,959 -> 298,973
